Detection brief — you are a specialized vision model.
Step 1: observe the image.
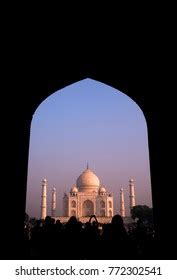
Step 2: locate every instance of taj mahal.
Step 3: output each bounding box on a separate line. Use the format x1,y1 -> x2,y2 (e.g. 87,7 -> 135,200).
40,164 -> 136,224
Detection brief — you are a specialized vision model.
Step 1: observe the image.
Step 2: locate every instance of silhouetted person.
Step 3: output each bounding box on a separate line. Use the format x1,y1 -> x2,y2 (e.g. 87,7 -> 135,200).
101,214 -> 136,259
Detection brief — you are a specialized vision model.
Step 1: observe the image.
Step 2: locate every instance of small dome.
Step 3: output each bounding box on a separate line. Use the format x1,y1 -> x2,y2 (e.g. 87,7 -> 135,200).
70,186 -> 78,193
42,178 -> 47,183
129,178 -> 134,183
99,186 -> 106,193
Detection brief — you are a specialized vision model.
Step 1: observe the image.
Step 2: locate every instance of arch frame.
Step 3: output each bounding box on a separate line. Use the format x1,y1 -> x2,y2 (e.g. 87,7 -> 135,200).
4,55 -> 172,259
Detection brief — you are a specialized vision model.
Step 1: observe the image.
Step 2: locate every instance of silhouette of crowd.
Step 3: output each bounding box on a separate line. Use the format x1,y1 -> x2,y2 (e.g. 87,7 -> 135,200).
23,214 -> 157,259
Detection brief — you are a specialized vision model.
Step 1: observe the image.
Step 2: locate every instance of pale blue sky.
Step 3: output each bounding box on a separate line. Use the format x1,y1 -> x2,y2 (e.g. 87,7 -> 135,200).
26,78 -> 152,218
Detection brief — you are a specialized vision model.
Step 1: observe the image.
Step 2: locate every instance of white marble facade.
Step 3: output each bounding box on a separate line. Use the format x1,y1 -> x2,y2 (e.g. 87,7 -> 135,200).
63,166 -> 114,218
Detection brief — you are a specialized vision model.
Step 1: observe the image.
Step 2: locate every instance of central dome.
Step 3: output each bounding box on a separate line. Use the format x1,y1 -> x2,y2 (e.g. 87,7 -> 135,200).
76,168 -> 100,193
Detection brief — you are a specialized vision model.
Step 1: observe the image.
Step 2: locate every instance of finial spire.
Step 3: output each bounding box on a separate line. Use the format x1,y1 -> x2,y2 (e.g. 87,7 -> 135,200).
87,162 -> 89,169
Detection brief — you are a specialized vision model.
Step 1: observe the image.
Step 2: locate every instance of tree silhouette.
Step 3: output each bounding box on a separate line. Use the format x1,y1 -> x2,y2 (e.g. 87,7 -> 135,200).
131,205 -> 153,224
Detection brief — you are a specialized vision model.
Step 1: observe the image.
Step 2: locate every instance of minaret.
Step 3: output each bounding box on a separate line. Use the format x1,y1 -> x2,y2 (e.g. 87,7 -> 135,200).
120,188 -> 125,217
41,178 -> 47,220
129,178 -> 136,211
51,187 -> 56,217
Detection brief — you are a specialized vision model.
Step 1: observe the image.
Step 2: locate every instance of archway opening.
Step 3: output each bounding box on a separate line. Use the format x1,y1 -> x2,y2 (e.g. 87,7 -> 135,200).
25,78 -> 152,259
26,78 -> 152,221
100,201 -> 105,208
71,210 -> 76,216
100,210 -> 106,217
82,200 -> 94,217
71,201 -> 76,208
109,210 -> 112,217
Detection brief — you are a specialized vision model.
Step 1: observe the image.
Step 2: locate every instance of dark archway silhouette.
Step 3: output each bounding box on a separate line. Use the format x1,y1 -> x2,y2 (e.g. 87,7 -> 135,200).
3,52 -> 174,260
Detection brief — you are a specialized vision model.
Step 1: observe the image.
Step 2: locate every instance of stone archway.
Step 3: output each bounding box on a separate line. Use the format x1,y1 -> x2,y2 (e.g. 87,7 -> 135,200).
4,49 -> 172,260
100,210 -> 105,217
100,200 -> 105,208
71,201 -> 76,208
109,210 -> 112,217
71,210 -> 76,216
108,201 -> 112,208
82,200 -> 94,217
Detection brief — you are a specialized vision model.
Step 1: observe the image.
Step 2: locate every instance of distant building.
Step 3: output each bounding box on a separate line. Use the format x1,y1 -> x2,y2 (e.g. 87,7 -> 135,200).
40,164 -> 136,224
63,165 -> 114,218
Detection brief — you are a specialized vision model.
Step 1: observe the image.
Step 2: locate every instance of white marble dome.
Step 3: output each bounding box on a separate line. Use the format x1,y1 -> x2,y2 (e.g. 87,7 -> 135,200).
70,186 -> 78,193
99,186 -> 106,193
76,168 -> 100,192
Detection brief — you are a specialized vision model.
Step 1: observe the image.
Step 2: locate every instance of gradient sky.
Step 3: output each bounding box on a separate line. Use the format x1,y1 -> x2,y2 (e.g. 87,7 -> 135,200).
26,78 -> 152,218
